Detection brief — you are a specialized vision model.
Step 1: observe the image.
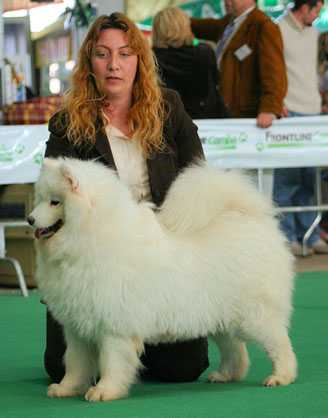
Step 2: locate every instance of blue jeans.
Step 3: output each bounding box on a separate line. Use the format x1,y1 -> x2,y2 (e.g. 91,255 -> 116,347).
273,111 -> 320,246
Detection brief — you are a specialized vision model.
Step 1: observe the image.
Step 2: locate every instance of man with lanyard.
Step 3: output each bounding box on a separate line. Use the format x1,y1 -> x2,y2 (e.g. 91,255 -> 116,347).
191,0 -> 287,128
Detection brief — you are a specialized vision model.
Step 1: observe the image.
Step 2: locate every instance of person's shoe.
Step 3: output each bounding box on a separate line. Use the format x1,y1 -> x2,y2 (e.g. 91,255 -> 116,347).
311,239 -> 328,254
289,242 -> 313,257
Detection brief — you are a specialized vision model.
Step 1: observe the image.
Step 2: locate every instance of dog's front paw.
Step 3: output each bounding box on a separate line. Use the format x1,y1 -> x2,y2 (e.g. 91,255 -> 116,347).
208,371 -> 233,383
85,385 -> 127,402
47,383 -> 81,398
263,374 -> 295,387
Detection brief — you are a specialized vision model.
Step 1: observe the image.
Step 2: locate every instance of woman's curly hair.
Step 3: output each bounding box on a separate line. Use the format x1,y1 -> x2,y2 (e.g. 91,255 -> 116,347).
60,13 -> 165,157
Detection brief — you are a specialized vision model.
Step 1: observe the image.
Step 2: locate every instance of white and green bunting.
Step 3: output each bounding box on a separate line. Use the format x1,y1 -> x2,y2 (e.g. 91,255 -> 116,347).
0,124 -> 48,184
1,116 -> 328,185
196,116 -> 328,169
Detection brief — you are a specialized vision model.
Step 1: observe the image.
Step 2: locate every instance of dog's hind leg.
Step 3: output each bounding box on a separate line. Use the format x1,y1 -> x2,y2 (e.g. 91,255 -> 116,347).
243,320 -> 297,386
208,333 -> 250,383
48,329 -> 95,398
261,332 -> 297,386
85,335 -> 142,402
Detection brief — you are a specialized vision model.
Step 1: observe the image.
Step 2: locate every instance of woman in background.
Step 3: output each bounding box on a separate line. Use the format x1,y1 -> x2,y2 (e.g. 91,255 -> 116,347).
152,7 -> 229,119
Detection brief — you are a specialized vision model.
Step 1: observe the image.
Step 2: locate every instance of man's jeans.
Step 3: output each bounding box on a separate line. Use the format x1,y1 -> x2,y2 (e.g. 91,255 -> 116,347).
273,111 -> 320,246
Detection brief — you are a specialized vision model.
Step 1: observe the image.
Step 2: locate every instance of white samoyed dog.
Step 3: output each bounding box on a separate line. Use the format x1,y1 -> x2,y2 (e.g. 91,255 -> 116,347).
28,157 -> 297,402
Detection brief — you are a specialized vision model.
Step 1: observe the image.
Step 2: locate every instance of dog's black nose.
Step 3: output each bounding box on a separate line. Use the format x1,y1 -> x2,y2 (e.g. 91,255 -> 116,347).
27,215 -> 35,226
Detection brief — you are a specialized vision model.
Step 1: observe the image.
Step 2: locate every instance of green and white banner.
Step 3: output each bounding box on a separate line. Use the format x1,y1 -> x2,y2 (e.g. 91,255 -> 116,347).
1,116 -> 328,185
197,116 -> 328,169
0,124 -> 48,184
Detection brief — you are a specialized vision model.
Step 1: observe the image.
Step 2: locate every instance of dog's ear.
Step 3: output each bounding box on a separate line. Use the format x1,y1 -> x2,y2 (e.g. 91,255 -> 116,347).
60,164 -> 79,193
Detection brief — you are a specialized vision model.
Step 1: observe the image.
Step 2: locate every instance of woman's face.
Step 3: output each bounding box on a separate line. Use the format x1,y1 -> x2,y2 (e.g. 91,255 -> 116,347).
91,28 -> 138,101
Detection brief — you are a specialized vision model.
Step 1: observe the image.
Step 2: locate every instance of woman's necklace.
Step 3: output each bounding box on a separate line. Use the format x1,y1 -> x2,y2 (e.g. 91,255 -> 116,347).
102,102 -> 131,138
102,101 -> 114,122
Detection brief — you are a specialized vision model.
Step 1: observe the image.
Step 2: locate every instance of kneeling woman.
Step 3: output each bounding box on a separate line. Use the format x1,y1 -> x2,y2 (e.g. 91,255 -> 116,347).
43,12 -> 208,383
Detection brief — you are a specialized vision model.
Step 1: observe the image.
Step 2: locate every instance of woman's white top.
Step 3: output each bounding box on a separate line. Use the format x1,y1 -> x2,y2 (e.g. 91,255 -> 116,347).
104,124 -> 151,202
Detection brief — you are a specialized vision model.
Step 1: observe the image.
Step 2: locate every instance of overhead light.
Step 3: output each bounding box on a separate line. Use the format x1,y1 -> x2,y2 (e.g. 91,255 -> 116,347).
65,60 -> 75,71
29,3 -> 67,32
49,78 -> 61,94
49,63 -> 60,77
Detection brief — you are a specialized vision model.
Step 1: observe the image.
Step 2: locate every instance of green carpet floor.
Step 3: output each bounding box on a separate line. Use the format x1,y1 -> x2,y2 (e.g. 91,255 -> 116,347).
0,271 -> 327,418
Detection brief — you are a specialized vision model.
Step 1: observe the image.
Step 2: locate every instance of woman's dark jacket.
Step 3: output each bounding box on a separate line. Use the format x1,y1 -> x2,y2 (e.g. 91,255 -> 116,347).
43,88 -> 209,383
153,43 -> 229,120
46,89 -> 204,206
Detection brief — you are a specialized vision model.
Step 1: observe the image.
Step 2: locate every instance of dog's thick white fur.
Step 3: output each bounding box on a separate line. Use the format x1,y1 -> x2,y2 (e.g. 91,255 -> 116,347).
29,158 -> 297,402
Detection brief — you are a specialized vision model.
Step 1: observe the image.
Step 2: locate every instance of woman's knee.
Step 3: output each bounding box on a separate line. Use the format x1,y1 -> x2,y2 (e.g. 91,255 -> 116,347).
141,338 -> 209,382
44,310 -> 66,382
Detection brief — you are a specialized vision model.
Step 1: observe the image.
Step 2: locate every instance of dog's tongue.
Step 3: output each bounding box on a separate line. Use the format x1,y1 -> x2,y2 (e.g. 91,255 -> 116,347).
34,220 -> 63,240
35,228 -> 48,239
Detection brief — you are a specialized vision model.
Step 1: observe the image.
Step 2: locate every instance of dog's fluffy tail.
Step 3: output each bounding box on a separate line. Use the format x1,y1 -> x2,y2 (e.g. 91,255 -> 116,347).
158,163 -> 275,234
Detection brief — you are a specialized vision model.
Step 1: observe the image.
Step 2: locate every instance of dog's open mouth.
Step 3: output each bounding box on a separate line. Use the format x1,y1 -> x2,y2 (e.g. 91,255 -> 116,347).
35,219 -> 63,240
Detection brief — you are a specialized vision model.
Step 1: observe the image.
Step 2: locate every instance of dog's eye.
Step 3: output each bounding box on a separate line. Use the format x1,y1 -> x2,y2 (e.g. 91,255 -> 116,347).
50,200 -> 60,206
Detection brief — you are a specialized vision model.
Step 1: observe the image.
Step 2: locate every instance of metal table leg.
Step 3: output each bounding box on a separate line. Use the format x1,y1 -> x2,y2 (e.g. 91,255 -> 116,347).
0,223 -> 29,297
1,257 -> 29,297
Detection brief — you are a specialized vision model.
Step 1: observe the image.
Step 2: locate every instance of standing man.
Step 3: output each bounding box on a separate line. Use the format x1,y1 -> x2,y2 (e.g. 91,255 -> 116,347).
191,0 -> 287,128
273,0 -> 328,256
